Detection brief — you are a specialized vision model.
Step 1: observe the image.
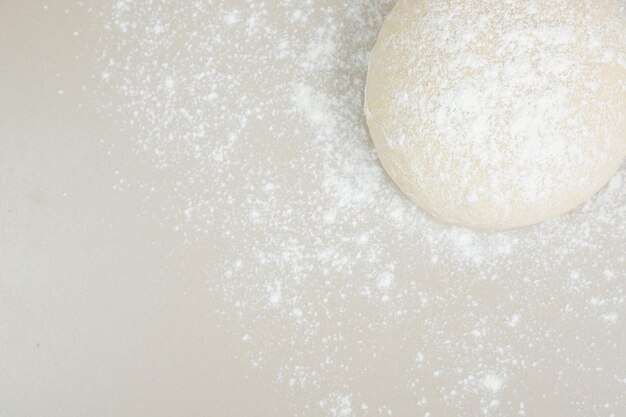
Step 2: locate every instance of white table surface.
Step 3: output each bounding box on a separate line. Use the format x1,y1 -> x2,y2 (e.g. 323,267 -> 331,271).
1,1 -> 625,416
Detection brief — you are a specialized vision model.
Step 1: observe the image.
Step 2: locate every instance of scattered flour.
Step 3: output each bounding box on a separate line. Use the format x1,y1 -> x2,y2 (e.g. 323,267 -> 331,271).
91,0 -> 626,416
482,374 -> 504,393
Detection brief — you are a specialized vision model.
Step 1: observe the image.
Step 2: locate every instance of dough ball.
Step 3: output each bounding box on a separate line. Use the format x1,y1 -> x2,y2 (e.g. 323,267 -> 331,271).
365,0 -> 626,230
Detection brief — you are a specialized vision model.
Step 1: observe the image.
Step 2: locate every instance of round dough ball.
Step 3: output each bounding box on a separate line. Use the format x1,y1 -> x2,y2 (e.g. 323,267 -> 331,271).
365,0 -> 626,230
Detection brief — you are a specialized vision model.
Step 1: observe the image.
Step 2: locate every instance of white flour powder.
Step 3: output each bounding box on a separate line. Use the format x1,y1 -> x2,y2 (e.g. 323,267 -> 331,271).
94,1 -> 625,416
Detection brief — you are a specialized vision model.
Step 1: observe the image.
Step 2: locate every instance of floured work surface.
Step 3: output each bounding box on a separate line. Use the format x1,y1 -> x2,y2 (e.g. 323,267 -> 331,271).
2,1 -> 625,416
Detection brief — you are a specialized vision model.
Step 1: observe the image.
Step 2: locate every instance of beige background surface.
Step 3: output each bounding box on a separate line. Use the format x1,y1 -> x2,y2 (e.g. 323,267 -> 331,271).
1,3 -> 286,416
1,1 -> 625,417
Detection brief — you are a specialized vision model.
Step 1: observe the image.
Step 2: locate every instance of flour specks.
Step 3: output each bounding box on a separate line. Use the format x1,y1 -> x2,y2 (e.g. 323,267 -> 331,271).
94,0 -> 626,415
